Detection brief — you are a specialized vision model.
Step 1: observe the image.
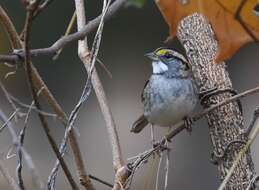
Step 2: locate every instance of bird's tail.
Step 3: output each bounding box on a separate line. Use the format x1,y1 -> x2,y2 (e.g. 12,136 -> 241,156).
131,114 -> 149,133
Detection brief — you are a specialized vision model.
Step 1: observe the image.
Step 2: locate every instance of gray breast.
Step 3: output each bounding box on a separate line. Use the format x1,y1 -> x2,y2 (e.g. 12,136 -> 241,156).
143,75 -> 197,126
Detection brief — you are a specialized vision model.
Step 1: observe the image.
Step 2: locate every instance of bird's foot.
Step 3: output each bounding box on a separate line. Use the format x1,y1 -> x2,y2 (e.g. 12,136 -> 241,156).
152,140 -> 170,157
184,117 -> 193,134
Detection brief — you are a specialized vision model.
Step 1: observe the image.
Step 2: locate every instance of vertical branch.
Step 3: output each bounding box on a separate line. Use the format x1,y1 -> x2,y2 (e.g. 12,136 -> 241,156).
22,2 -> 79,190
74,0 -> 124,172
0,6 -> 21,49
177,13 -> 256,189
74,1 -> 131,189
75,0 -> 124,170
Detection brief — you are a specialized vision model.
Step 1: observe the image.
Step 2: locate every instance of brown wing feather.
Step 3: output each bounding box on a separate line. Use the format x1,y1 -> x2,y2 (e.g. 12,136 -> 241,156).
131,114 -> 149,133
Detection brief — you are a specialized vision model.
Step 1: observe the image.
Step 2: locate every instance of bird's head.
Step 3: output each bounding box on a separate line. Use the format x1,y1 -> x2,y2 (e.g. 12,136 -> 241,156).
145,47 -> 191,78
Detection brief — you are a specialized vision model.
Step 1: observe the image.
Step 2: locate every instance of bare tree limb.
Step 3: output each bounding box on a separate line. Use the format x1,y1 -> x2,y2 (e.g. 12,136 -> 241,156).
75,0 -> 123,172
0,0 -> 127,63
177,13 -> 255,189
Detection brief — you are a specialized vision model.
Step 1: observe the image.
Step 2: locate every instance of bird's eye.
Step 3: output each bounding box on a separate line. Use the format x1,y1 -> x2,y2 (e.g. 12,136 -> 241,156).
162,52 -> 173,59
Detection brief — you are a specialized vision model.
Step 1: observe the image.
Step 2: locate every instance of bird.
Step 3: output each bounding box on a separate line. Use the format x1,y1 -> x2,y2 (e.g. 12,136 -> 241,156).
131,47 -> 198,134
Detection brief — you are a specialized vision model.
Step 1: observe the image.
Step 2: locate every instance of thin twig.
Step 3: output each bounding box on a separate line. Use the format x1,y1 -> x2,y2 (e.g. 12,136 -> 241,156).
33,0 -> 55,18
0,110 -> 19,134
164,142 -> 170,190
0,159 -> 20,190
0,109 -> 44,190
165,85 -> 259,141
47,80 -> 92,190
218,107 -> 259,190
53,11 -> 77,60
89,175 -> 113,188
0,80 -> 57,119
16,88 -> 42,190
20,0 -> 55,40
155,155 -> 162,190
9,94 -> 57,117
0,0 -> 128,63
22,2 -> 79,189
0,81 -> 20,121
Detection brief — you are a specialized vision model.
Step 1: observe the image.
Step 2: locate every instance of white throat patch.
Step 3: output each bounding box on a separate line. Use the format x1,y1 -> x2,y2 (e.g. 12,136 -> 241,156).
152,61 -> 168,74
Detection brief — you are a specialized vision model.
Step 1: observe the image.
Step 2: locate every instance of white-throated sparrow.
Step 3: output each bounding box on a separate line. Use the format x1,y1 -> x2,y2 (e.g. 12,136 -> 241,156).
131,47 -> 197,133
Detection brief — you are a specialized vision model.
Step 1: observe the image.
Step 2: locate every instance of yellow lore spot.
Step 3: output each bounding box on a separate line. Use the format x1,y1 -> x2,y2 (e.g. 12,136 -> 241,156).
155,49 -> 168,56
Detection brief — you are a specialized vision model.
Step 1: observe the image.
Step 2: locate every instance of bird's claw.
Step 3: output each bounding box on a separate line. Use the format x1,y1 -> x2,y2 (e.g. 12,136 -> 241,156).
184,117 -> 193,133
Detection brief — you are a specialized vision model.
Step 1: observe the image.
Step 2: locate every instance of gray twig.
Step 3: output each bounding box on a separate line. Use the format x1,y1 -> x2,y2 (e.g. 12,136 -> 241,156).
0,109 -> 44,190
0,81 -> 20,121
0,159 -> 20,190
0,0 -> 128,63
16,88 -> 42,190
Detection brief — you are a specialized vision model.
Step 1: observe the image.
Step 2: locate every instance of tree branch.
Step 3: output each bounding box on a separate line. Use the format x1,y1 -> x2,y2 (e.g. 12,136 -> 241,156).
0,0 -> 127,63
22,2 -> 79,189
165,85 -> 259,140
177,13 -> 256,189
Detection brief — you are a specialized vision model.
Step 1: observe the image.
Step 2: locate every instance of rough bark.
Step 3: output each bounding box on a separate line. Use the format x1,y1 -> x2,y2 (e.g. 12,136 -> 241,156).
177,13 -> 256,189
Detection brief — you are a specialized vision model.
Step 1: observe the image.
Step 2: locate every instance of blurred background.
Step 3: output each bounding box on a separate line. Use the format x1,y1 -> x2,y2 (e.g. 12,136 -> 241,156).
0,1 -> 259,189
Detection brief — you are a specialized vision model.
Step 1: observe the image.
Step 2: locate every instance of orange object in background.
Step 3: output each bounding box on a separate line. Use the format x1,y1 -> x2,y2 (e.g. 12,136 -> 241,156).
155,0 -> 259,63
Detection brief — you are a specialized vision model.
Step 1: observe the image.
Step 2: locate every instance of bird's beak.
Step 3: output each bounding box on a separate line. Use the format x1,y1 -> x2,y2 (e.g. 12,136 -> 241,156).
144,52 -> 158,61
